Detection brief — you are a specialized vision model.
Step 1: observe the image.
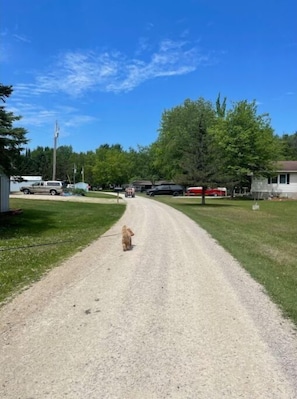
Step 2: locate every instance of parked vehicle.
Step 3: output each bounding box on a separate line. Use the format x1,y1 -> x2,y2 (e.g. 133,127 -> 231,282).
20,180 -> 64,195
185,187 -> 227,196
125,187 -> 135,198
146,184 -> 184,196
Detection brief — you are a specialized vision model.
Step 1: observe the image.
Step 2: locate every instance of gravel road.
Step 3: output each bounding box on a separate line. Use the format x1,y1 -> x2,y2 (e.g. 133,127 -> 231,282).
1,195 -> 297,398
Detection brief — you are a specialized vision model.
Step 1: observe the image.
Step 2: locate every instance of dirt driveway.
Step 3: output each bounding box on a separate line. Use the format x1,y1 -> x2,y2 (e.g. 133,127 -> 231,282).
1,195 -> 297,398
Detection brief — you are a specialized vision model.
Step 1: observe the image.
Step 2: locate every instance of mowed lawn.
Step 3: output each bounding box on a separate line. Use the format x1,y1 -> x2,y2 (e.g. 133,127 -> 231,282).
154,196 -> 297,326
0,197 -> 125,304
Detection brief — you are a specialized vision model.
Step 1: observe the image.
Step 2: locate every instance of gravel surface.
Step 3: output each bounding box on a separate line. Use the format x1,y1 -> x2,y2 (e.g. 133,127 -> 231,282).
1,195 -> 297,398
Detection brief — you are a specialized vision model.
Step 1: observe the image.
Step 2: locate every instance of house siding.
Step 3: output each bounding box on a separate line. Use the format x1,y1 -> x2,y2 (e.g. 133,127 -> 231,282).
251,172 -> 297,199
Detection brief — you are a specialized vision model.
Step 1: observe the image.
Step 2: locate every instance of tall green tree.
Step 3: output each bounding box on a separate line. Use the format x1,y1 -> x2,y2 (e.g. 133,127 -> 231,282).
92,144 -> 130,187
0,84 -> 28,176
154,103 -> 188,180
178,98 -> 223,204
28,146 -> 53,179
74,150 -> 96,186
156,97 -> 222,203
128,145 -> 161,184
215,93 -> 227,118
18,148 -> 36,175
278,132 -> 297,160
55,145 -> 75,181
213,100 -> 280,191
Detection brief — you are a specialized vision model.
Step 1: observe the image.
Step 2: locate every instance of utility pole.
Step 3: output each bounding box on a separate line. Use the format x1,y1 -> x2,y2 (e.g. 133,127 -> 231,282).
73,164 -> 77,186
81,166 -> 84,182
52,121 -> 59,180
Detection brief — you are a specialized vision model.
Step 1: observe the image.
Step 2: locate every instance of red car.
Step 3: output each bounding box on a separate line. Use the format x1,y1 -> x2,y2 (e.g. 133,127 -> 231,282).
185,187 -> 227,196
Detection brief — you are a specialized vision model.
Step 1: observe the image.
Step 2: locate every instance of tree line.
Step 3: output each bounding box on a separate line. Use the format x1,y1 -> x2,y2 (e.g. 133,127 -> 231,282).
1,84 -> 296,193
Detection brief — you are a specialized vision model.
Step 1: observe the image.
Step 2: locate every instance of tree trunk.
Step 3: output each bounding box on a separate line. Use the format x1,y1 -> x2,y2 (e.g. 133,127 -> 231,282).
201,186 -> 206,205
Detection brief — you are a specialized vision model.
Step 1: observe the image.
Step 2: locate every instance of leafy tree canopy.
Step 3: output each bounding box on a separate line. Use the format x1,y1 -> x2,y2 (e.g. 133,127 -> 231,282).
278,132 -> 297,160
13,93 -> 295,193
154,97 -> 224,203
212,100 -> 280,184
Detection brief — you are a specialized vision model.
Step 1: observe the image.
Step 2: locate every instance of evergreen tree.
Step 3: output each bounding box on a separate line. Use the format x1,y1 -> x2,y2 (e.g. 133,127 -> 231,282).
0,84 -> 28,176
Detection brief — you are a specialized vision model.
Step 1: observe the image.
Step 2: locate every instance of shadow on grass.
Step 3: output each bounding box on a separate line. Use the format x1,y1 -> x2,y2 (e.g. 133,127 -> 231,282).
0,209 -> 58,239
177,202 -> 234,208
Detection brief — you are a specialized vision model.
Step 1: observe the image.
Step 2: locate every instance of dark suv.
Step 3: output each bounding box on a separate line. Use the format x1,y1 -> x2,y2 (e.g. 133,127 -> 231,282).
146,185 -> 184,196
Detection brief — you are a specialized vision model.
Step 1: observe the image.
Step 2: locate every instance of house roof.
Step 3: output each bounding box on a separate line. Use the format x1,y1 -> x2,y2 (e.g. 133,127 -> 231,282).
277,161 -> 297,172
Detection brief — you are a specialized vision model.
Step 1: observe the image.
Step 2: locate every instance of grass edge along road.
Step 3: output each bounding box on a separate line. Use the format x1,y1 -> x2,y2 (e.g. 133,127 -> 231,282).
0,196 -> 125,305
153,196 -> 297,327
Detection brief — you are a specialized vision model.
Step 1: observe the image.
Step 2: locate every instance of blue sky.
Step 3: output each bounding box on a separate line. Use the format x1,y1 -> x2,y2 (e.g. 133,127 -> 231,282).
2,0 -> 297,153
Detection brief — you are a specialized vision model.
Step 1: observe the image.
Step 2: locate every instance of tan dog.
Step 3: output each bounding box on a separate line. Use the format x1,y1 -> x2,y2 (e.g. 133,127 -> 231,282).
122,225 -> 134,251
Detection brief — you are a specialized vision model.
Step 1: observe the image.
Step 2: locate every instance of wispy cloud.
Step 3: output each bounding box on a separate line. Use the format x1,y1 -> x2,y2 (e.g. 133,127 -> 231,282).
14,38 -> 209,97
135,37 -> 151,56
8,101 -> 96,134
0,29 -> 31,62
63,115 -> 97,127
13,34 -> 31,43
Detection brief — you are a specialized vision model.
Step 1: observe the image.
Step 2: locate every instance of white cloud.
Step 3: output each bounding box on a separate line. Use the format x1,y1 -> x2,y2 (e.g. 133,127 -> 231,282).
135,37 -> 151,55
64,115 -> 97,127
7,101 -> 96,133
13,34 -> 31,43
14,38 -> 209,96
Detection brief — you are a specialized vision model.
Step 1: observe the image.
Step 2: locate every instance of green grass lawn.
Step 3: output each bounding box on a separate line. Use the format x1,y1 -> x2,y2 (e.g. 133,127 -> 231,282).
85,191 -> 119,199
153,196 -> 297,325
0,198 -> 125,304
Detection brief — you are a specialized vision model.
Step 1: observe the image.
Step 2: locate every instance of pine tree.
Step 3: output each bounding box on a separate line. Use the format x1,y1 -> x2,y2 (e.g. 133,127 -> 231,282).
0,84 -> 28,176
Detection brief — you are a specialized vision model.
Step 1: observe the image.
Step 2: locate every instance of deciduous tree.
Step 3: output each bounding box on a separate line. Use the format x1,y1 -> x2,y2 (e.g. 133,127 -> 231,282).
212,100 -> 280,192
278,132 -> 297,160
92,144 -> 130,187
156,97 -> 222,204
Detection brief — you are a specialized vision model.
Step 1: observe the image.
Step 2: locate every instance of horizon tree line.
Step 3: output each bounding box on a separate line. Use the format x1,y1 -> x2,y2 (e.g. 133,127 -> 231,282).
1,83 -> 297,195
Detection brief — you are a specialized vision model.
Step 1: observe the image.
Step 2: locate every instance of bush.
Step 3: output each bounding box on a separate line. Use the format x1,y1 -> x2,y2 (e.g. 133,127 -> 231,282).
71,188 -> 86,196
63,188 -> 86,196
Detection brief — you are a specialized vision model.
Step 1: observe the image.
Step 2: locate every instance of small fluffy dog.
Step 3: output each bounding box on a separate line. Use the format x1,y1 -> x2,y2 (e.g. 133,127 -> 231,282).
122,225 -> 134,251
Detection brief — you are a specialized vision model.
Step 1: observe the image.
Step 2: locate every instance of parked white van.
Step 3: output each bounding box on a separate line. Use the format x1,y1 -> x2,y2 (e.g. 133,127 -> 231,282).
20,181 -> 64,195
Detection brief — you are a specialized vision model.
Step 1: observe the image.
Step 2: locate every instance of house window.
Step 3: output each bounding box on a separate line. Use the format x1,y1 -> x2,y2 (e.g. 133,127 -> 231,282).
268,176 -> 277,184
279,174 -> 290,184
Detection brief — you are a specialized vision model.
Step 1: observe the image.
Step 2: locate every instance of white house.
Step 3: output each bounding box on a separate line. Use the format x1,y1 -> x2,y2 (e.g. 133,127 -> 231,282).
251,161 -> 297,199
